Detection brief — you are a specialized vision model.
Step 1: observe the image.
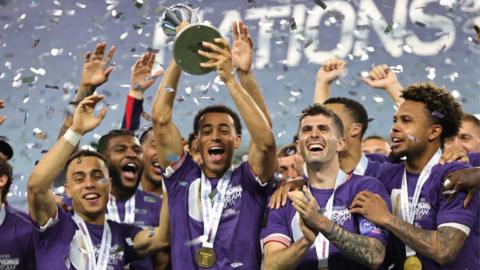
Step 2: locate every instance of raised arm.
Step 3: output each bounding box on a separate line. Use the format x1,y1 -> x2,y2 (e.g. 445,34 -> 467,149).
133,190 -> 170,260
314,58 -> 346,104
231,21 -> 271,127
151,58 -> 184,169
57,42 -> 115,140
28,95 -> 107,226
0,99 -> 6,125
290,188 -> 385,269
199,38 -> 276,182
350,190 -> 468,266
361,64 -> 404,106
121,52 -> 163,131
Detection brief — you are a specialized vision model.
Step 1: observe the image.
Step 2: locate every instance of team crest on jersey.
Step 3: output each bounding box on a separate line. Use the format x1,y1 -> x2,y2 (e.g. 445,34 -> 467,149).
411,198 -> 431,224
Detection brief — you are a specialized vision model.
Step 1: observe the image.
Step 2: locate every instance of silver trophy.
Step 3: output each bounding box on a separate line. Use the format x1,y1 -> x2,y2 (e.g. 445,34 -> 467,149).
160,4 -> 196,38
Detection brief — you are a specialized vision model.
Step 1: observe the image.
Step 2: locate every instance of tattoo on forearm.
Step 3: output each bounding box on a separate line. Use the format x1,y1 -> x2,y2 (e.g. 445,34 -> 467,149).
388,218 -> 467,264
322,221 -> 385,268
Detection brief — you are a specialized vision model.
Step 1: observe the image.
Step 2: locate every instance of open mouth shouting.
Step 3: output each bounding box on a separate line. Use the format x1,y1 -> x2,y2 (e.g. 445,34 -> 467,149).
208,145 -> 225,163
121,162 -> 139,182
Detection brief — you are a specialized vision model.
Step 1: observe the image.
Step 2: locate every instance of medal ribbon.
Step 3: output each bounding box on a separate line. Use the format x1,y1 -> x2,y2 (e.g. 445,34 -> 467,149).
400,149 -> 441,256
0,204 -> 5,226
353,153 -> 369,176
107,192 -> 136,224
313,170 -> 351,267
72,213 -> 112,270
200,168 -> 232,249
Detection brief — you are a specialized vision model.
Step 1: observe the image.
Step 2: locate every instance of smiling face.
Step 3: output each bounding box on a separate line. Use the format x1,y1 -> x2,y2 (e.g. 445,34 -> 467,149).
65,156 -> 110,219
140,130 -> 163,185
390,100 -> 441,158
103,135 -> 144,193
444,120 -> 480,153
362,138 -> 391,156
196,112 -> 240,177
297,114 -> 345,167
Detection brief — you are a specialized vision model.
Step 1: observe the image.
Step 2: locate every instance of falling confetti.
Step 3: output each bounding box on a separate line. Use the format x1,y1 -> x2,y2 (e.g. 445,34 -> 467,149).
289,17 -> 297,31
384,23 -> 393,33
432,111 -> 445,119
32,39 -> 40,48
314,0 -> 327,9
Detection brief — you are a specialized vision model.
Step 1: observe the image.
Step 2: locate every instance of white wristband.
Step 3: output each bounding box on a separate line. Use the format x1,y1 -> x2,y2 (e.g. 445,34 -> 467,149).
63,129 -> 82,146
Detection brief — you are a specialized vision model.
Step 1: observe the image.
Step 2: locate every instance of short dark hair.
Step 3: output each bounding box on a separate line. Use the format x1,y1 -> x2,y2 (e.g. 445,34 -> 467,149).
324,97 -> 369,138
187,132 -> 196,151
97,129 -> 136,154
139,126 -> 153,144
462,113 -> 480,130
193,105 -> 242,136
0,158 -> 12,203
277,143 -> 297,157
298,103 -> 344,137
64,150 -> 109,172
401,82 -> 463,143
363,135 -> 388,143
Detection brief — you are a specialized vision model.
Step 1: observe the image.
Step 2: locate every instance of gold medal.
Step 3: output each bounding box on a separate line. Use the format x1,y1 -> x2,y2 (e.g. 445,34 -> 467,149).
404,255 -> 422,270
195,247 -> 216,268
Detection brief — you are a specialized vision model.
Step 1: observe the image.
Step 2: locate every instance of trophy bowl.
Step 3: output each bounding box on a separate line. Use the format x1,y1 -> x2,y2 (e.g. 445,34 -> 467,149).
160,4 -> 194,38
173,24 -> 222,75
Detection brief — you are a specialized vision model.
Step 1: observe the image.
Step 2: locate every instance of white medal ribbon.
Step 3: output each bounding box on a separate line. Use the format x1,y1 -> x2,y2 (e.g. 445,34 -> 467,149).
200,169 -> 232,249
400,149 -> 441,257
107,192 -> 136,224
353,153 -> 369,176
0,204 -> 5,226
312,170 -> 351,268
71,213 -> 112,270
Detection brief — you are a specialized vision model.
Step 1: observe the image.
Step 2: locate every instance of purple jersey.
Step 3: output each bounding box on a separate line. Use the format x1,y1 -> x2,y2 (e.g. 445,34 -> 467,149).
108,190 -> 162,270
262,174 -> 390,270
374,161 -> 479,270
32,206 -> 142,270
0,206 -> 35,269
468,152 -> 480,166
163,153 -> 271,269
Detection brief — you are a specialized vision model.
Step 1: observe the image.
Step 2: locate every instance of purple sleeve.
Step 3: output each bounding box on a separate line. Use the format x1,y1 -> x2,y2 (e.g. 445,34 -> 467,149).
261,207 -> 291,248
366,153 -> 390,163
121,95 -> 143,132
468,152 -> 480,167
436,163 -> 478,229
118,222 -> 144,263
162,153 -> 199,198
239,161 -> 273,194
356,177 -> 391,247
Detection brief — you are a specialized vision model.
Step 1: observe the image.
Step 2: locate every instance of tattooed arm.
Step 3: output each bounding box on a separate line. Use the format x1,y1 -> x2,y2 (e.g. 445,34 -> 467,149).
320,219 -> 385,269
289,189 -> 385,269
384,217 -> 467,265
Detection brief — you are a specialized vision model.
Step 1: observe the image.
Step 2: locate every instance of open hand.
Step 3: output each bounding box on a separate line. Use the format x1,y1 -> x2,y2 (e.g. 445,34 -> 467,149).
443,168 -> 480,208
199,38 -> 234,83
231,21 -> 253,72
80,42 -> 116,90
131,52 -> 163,93
71,95 -> 108,135
349,190 -> 392,226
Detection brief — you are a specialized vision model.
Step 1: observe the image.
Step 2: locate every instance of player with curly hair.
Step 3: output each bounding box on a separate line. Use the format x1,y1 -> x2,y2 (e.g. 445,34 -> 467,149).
349,82 -> 479,270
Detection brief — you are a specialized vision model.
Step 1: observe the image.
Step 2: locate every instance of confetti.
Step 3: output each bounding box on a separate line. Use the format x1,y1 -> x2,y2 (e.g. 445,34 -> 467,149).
147,47 -> 159,53
304,38 -> 313,48
32,39 -> 40,48
33,128 -> 47,140
45,84 -> 60,89
314,0 -> 327,9
134,0 -> 143,9
289,17 -> 297,31
356,25 -> 370,30
388,65 -> 403,73
406,134 -> 418,142
384,23 -> 393,34
414,21 -> 426,28
432,111 -> 445,119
